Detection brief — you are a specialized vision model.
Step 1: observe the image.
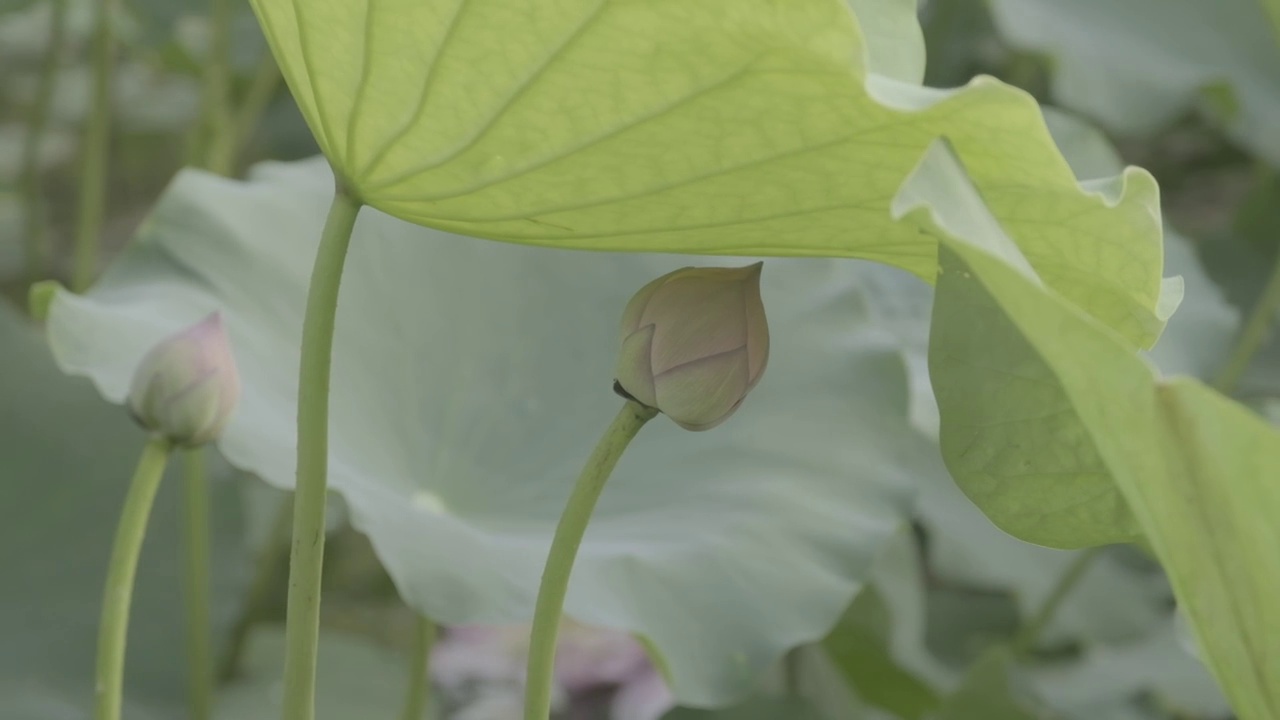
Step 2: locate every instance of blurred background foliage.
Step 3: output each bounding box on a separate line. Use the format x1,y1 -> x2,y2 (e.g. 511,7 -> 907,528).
0,0 -> 1276,718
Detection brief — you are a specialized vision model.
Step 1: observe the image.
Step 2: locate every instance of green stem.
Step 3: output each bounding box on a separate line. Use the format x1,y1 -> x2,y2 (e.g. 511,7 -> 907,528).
183,448 -> 214,720
1261,0 -> 1280,47
95,436 -> 173,720
229,52 -> 282,169
1012,547 -> 1102,656
523,401 -> 658,720
191,0 -> 234,174
281,186 -> 362,720
1214,247 -> 1280,394
400,615 -> 437,720
72,0 -> 116,292
20,0 -> 68,281
218,496 -> 293,681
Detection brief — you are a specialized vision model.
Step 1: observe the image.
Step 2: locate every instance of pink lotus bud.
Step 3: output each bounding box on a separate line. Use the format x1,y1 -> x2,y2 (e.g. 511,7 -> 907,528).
615,263 -> 769,431
127,312 -> 241,446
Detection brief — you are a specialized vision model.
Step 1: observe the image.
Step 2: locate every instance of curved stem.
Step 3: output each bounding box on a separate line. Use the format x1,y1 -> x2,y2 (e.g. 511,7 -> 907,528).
95,436 -> 173,720
183,448 -> 214,720
524,401 -> 658,720
400,615 -> 437,720
72,0 -> 116,291
1262,0 -> 1280,47
1012,547 -> 1102,656
281,186 -> 362,720
219,496 -> 293,681
1214,247 -> 1280,394
21,0 -> 68,281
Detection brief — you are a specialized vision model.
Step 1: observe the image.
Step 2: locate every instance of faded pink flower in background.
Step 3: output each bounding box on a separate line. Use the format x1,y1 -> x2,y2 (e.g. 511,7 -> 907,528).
431,621 -> 675,719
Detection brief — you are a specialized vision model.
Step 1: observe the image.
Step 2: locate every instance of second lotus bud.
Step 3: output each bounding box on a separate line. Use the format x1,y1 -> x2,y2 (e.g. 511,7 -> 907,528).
615,262 -> 770,431
127,312 -> 241,447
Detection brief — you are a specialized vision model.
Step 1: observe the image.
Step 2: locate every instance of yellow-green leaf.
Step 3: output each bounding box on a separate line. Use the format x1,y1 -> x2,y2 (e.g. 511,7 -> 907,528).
248,0 -> 1169,347
903,142 -> 1280,720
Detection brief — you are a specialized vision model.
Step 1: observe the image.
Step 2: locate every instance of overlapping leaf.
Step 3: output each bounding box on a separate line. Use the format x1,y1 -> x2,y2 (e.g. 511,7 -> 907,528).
897,108 -> 1238,551
865,110 -> 1231,719
40,157 -> 940,705
247,0 -> 1171,352
897,142 -> 1280,720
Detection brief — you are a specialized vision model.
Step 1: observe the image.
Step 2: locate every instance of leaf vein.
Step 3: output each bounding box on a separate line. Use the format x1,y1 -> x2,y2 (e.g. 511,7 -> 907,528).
355,0 -> 473,180
364,59 -> 759,195
363,0 -> 610,185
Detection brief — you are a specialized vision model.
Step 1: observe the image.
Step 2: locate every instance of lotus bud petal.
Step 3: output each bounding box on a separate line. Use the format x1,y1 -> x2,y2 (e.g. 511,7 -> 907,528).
127,312 -> 241,446
614,263 -> 769,431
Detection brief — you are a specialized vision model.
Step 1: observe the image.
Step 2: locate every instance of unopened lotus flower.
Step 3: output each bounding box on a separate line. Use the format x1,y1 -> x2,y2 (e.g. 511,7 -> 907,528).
615,263 -> 769,431
127,312 -> 241,446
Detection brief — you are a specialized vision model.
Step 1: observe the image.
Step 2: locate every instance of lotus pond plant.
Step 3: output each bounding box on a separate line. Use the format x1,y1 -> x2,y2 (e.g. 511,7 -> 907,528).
98,312 -> 241,720
4,1 -> 1280,720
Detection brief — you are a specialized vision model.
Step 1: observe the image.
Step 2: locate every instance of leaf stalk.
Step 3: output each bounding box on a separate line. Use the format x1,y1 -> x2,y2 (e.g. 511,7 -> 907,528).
280,185 -> 362,720
1214,246 -> 1280,394
95,436 -> 173,720
523,401 -> 657,720
183,448 -> 214,720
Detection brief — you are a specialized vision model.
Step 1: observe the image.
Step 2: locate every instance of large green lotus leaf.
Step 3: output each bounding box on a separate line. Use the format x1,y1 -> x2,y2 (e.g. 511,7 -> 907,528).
899,109 -> 1238,437
862,527 -> 955,692
0,303 -> 248,718
214,627 -> 419,720
882,110 -> 1227,717
1037,109 -> 1239,381
905,109 -> 1234,618
904,140 -> 1142,549
246,0 -> 1171,352
900,145 -> 1280,720
986,0 -> 1280,164
899,111 -> 1234,549
1029,618 -> 1229,718
822,584 -> 939,719
42,158 -> 929,706
843,0 -> 924,83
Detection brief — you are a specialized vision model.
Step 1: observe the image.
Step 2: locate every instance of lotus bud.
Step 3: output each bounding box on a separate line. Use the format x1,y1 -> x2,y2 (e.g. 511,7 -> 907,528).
614,263 -> 769,431
127,312 -> 241,446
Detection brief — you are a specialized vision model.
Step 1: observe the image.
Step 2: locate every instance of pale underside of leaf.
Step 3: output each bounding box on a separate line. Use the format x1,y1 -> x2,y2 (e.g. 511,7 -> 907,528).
43,158 -> 932,706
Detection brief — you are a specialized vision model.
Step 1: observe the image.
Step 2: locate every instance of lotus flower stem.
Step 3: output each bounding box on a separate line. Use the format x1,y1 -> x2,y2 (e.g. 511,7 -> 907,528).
182,448 -> 214,720
72,0 -> 117,291
1214,244 -> 1280,394
20,0 -> 67,281
95,436 -> 173,720
400,614 -> 437,720
281,186 -> 362,720
1262,0 -> 1280,46
524,401 -> 658,720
